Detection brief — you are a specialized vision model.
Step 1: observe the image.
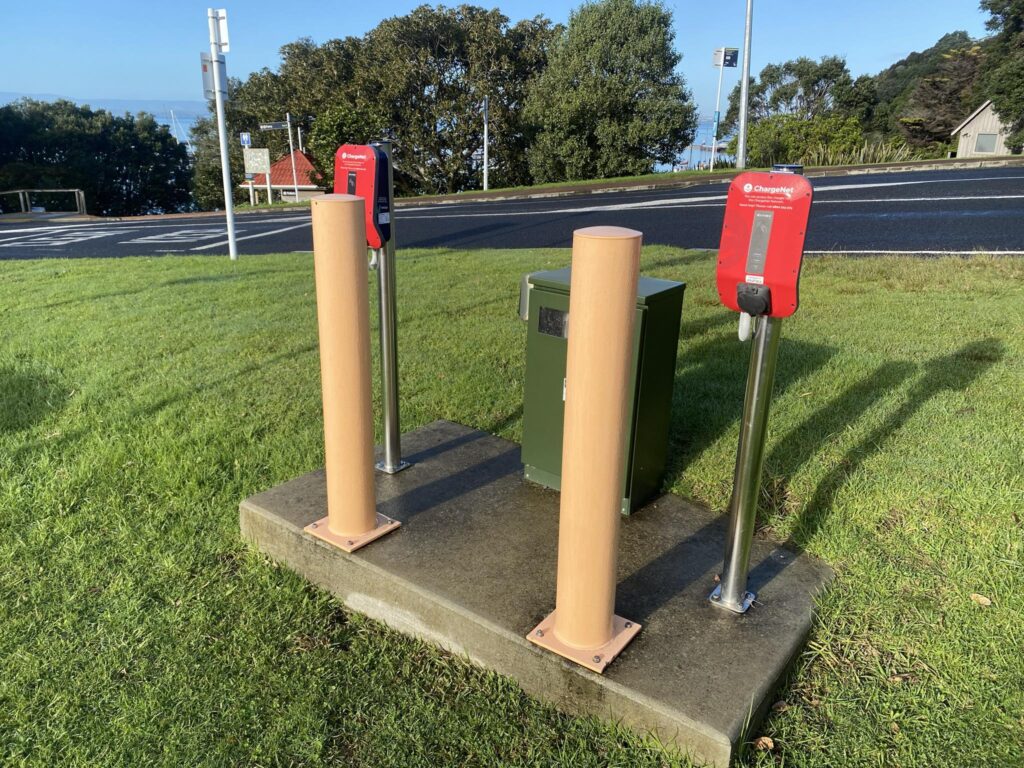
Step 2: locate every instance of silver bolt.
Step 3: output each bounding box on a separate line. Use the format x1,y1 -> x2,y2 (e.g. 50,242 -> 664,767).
535,629 -> 544,637
592,655 -> 602,664
624,622 -> 632,628
346,540 -> 354,546
311,523 -> 318,529
711,593 -> 720,601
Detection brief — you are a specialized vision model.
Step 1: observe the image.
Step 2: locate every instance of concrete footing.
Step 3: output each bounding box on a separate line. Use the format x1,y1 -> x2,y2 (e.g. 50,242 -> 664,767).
240,420 -> 831,766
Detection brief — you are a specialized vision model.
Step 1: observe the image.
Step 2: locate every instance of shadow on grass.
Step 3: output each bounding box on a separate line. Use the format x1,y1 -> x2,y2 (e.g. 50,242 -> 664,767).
663,331 -> 836,486
11,343 -> 318,464
0,366 -> 68,433
786,339 -> 1004,550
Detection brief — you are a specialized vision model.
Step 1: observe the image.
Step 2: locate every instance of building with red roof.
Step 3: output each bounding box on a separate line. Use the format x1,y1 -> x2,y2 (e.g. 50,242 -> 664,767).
241,149 -> 325,204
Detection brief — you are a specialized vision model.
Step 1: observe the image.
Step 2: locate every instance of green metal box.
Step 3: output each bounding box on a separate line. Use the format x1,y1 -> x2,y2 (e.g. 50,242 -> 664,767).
521,267 -> 685,514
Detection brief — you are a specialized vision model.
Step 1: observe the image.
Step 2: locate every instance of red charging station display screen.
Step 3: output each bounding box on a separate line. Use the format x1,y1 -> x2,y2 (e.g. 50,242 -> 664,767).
716,172 -> 813,318
334,144 -> 391,249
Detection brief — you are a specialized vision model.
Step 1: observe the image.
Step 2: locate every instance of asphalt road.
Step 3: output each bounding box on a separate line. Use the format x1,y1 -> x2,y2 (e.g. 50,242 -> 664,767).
1,167 -> 1022,259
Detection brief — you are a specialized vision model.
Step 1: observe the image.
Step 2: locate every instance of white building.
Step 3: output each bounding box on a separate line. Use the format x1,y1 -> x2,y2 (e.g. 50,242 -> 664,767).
951,100 -> 1013,158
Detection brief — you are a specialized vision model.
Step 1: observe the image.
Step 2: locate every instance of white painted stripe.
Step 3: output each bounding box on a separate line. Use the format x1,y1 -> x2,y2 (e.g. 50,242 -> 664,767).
813,174 -> 1024,192
189,222 -> 310,250
806,250 -> 1024,255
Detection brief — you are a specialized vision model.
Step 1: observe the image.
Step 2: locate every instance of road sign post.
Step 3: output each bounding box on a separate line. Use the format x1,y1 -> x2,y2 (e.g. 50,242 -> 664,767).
710,47 -> 739,172
205,8 -> 237,261
737,0 -> 754,169
243,148 -> 272,205
482,96 -> 489,191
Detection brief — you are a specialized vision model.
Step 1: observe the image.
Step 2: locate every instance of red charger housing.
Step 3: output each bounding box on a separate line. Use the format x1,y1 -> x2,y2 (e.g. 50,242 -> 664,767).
716,171 -> 813,318
333,144 -> 392,249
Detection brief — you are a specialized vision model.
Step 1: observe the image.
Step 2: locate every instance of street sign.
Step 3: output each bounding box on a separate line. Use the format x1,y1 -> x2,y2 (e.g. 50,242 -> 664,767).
243,148 -> 272,175
713,47 -> 739,67
259,121 -> 288,131
240,132 -> 252,147
200,52 -> 227,99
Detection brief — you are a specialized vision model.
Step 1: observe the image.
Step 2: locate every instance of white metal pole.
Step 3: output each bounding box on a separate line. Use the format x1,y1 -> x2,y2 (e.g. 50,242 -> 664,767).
483,96 -> 489,191
208,9 -> 238,260
298,126 -> 304,153
286,112 -> 299,202
737,0 -> 754,169
710,55 -> 726,172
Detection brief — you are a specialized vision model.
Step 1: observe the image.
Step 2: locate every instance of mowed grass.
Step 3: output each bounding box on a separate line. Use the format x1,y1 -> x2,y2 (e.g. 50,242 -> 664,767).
0,247 -> 1021,767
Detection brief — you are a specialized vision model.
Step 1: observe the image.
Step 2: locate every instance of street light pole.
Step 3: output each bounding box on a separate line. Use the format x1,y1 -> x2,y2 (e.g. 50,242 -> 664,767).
482,96 -> 489,191
710,52 -> 726,172
286,112 -> 299,202
736,0 -> 754,169
207,8 -> 237,261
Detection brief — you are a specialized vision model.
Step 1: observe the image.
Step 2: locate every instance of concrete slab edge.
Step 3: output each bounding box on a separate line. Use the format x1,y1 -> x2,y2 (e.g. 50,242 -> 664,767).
239,496 -> 736,767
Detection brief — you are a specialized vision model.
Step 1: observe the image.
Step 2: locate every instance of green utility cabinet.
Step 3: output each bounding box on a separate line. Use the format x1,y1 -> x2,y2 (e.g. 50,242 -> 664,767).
521,267 -> 685,514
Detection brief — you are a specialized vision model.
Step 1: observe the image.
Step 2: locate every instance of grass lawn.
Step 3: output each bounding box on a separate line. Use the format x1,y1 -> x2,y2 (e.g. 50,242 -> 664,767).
0,247 -> 1021,767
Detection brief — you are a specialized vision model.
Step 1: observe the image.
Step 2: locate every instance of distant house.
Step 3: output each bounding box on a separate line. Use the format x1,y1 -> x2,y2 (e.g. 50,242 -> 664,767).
951,101 -> 1012,158
242,150 -> 324,203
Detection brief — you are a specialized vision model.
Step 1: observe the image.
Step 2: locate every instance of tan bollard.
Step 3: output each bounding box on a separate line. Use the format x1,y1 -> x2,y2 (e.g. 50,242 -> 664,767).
527,226 -> 642,673
304,194 -> 400,553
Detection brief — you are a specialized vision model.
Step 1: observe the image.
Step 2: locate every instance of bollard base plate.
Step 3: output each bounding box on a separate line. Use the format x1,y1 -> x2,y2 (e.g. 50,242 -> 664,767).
375,459 -> 411,475
527,612 -> 641,674
304,513 -> 400,553
709,584 -> 756,614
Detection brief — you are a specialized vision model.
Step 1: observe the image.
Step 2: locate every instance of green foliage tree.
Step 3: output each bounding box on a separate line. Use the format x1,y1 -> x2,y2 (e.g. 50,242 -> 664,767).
869,31 -> 975,134
897,46 -> 983,148
729,113 -> 863,167
305,103 -> 386,190
0,99 -> 191,215
722,56 -> 863,136
980,0 -> 1024,150
523,0 -> 696,183
352,5 -> 558,193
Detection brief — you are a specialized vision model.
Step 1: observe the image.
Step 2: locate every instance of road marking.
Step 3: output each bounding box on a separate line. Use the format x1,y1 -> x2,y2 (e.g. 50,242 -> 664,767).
189,222 -> 310,250
0,229 -> 126,248
806,250 -> 1024,255
813,174 -> 1024,192
120,228 -> 233,244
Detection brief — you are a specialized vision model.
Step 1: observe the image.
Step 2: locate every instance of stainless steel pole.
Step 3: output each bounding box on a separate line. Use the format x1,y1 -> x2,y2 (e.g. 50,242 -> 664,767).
483,96 -> 489,191
286,112 -> 299,202
736,0 -> 754,169
711,315 -> 782,613
371,139 -> 408,474
710,54 -> 725,172
208,9 -> 238,261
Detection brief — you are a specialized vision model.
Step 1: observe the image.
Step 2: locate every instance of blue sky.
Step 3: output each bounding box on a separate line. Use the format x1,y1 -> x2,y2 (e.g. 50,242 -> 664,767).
5,0 -> 992,121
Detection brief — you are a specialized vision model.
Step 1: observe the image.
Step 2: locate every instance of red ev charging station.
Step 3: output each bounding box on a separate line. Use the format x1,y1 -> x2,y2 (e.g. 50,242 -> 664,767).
334,144 -> 392,249
716,172 -> 813,319
710,171 -> 814,614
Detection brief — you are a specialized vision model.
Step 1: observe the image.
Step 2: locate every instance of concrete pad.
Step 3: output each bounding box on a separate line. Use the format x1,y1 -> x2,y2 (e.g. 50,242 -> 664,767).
240,420 -> 832,766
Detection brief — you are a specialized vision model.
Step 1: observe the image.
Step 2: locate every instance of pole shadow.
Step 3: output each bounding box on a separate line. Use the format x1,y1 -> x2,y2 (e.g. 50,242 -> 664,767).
0,366 -> 69,434
663,332 -> 836,485
787,339 -> 1004,551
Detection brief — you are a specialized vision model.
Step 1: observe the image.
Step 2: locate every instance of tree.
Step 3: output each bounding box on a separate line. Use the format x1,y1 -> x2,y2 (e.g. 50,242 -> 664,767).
351,5 -> 559,194
731,113 -> 863,167
523,0 -> 696,183
305,103 -> 385,190
898,46 -> 983,147
721,56 -> 862,136
869,31 -> 975,134
980,0 -> 1024,150
0,99 -> 191,216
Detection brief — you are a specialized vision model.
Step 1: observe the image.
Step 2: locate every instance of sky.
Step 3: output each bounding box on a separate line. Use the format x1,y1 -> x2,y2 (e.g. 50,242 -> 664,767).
4,0 -> 992,124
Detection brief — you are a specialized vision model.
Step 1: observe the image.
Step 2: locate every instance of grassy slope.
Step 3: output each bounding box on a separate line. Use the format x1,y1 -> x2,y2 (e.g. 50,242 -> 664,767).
0,249 -> 1021,767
